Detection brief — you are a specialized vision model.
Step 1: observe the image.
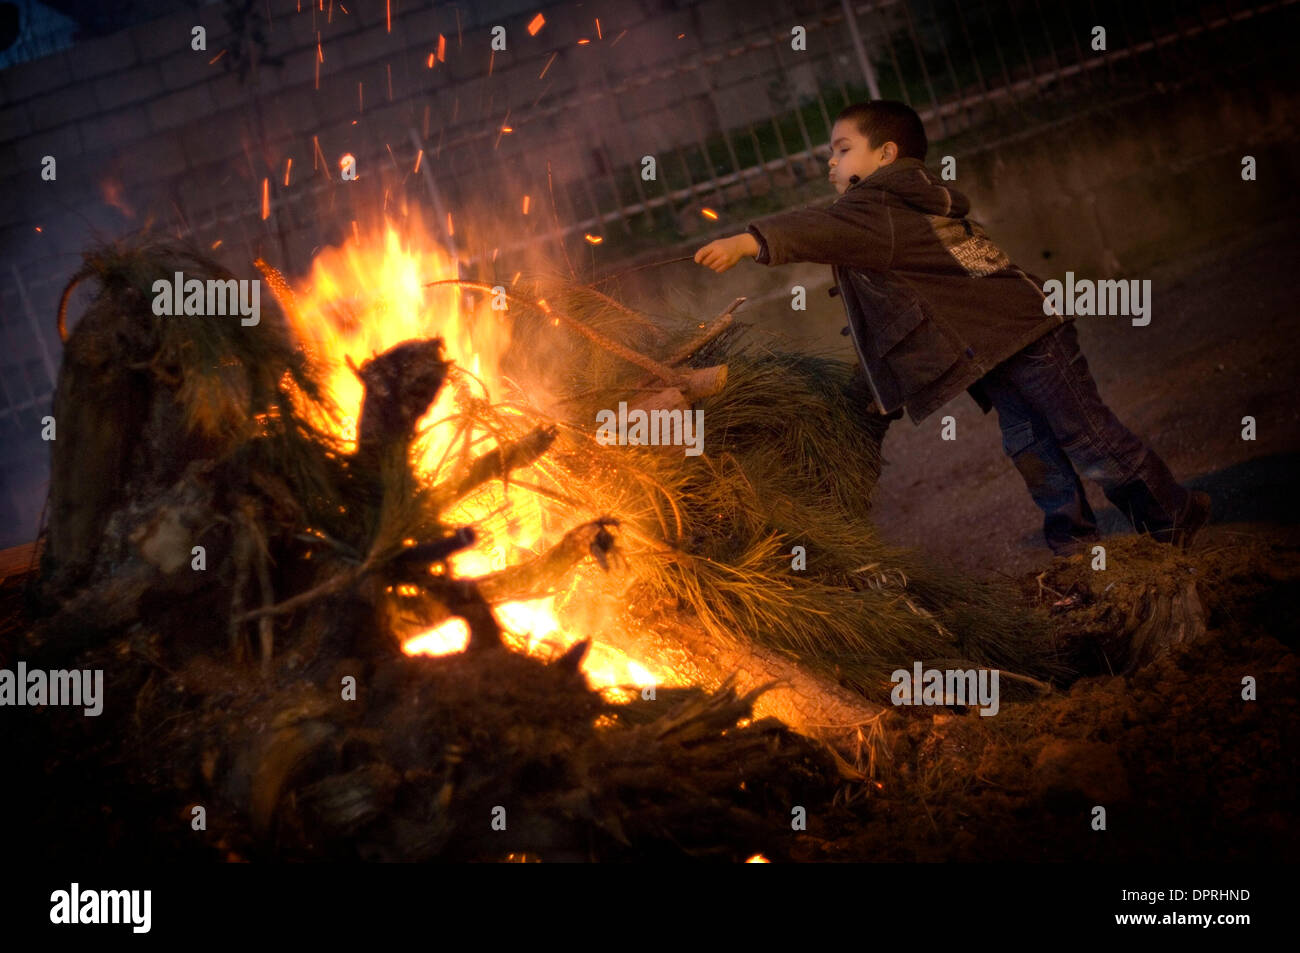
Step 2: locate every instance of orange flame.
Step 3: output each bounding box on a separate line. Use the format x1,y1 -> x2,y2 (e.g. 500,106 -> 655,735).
286,214 -> 673,697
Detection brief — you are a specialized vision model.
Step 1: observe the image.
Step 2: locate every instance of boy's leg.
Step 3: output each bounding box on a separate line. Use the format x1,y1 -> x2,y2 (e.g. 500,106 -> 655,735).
1001,321 -> 1193,541
980,365 -> 1101,555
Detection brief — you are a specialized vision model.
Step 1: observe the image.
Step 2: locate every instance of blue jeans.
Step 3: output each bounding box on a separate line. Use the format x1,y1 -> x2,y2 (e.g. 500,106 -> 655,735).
978,320 -> 1192,555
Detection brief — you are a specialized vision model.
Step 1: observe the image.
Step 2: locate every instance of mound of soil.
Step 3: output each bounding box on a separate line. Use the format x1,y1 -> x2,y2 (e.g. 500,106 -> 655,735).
800,537 -> 1299,861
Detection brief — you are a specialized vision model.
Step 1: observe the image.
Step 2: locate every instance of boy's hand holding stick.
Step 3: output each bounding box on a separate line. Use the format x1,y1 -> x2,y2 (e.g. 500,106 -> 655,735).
694,234 -> 760,273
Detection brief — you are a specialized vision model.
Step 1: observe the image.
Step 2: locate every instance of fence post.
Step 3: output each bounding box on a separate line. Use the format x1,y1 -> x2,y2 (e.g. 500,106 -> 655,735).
840,0 -> 883,99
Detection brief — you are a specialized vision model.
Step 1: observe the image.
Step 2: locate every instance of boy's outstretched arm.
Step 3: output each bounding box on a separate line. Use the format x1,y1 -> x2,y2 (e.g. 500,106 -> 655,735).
695,195 -> 895,273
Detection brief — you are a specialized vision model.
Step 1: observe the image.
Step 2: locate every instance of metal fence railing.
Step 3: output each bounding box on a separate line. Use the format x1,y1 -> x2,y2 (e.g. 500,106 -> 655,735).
403,0 -> 1296,265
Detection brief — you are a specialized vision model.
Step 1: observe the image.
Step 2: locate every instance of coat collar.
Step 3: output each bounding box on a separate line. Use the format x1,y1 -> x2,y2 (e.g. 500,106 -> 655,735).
845,156 -> 926,193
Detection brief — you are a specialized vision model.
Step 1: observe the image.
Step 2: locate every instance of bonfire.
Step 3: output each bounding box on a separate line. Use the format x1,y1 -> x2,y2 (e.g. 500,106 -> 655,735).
10,212 -> 1206,861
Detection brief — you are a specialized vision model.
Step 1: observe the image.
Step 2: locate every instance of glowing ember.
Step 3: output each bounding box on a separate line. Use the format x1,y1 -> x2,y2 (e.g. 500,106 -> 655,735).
286,214 -> 670,697
746,854 -> 771,863
584,234 -> 603,245
701,208 -> 718,220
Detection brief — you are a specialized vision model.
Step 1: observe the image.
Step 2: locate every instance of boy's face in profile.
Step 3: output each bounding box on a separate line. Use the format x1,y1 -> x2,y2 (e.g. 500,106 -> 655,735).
827,119 -> 896,195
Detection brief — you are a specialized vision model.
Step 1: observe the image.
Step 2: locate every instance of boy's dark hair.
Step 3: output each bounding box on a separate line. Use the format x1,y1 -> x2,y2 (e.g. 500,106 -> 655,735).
835,101 -> 928,161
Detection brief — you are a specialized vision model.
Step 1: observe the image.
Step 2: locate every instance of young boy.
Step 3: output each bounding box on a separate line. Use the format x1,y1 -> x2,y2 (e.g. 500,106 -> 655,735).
694,100 -> 1211,557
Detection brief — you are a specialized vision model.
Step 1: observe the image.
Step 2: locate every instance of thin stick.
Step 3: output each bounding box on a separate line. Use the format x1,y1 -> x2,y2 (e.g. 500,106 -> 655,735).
546,159 -> 577,279
590,254 -> 695,285
237,560 -> 370,623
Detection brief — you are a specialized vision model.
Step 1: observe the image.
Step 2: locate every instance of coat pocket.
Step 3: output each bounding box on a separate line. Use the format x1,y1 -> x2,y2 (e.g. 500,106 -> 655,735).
875,301 -> 926,355
877,300 -> 965,395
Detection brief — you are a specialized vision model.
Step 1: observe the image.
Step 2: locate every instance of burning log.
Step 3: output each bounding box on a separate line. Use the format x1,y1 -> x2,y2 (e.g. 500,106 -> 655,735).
381,519 -> 619,642
354,340 -> 450,443
443,424 -> 559,501
561,588 -> 887,765
477,519 -> 620,599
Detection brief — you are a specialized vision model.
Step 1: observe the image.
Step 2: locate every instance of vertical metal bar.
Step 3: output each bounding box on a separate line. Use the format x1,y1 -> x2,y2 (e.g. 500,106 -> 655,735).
953,0 -> 992,107
11,267 -> 56,390
981,0 -> 1018,100
1165,0 -> 1200,56
575,169 -> 605,237
812,83 -> 836,144
687,103 -> 728,208
764,5 -> 817,170
1030,0 -> 1067,92
871,0 -> 914,105
1006,0 -> 1044,100
584,68 -> 634,236
840,0 -> 883,99
746,121 -> 778,193
654,146 -> 679,230
1059,0 -> 1094,91
600,143 -> 634,236
928,1 -> 970,129
702,60 -> 754,201
1114,0 -> 1152,86
821,26 -> 854,109
601,68 -> 651,227
1137,0 -> 1171,71
0,299 -> 34,413
676,146 -> 697,203
768,111 -> 794,180
899,0 -> 947,135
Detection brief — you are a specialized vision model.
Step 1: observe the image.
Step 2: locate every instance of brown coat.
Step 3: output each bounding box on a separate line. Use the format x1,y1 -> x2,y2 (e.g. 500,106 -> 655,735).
747,157 -> 1064,424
